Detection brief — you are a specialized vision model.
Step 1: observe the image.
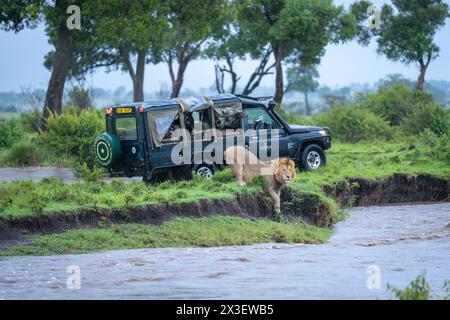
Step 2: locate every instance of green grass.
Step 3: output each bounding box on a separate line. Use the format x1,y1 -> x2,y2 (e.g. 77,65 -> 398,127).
294,141 -> 450,188
0,141 -> 448,220
0,172 -> 259,219
0,140 -> 448,256
0,216 -> 332,256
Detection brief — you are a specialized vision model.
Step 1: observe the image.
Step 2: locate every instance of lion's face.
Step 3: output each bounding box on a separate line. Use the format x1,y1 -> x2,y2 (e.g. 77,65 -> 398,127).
275,158 -> 296,184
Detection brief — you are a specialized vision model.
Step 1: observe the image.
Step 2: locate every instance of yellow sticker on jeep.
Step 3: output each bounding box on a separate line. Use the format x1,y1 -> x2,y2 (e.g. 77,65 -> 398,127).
116,107 -> 132,114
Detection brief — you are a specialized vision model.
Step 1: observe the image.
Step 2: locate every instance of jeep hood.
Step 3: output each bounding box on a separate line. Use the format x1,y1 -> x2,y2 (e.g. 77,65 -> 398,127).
288,124 -> 322,133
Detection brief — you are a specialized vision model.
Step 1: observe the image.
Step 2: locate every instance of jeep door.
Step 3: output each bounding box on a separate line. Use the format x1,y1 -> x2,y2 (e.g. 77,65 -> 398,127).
145,107 -> 185,173
243,106 -> 288,160
113,111 -> 145,170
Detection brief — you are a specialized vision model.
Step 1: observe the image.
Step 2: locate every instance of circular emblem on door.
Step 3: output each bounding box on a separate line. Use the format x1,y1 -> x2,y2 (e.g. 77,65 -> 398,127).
131,147 -> 136,154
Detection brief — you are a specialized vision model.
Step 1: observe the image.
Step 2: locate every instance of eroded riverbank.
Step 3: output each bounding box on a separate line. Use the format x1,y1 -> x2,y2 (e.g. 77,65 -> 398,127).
0,173 -> 448,243
0,203 -> 448,299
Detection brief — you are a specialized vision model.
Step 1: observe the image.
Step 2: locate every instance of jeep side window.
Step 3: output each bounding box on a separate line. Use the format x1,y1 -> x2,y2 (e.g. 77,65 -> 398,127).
115,116 -> 137,140
245,107 -> 281,130
192,110 -> 211,132
147,109 -> 181,146
214,107 -> 243,132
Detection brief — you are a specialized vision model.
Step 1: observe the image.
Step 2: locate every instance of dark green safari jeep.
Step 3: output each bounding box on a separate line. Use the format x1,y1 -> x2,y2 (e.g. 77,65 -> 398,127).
93,94 -> 331,181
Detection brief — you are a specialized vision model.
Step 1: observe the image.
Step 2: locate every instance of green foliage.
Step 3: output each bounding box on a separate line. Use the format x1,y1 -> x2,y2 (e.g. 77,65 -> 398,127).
0,119 -> 22,147
39,109 -> 103,167
358,83 -> 434,126
62,104 -> 83,115
19,109 -> 44,133
5,141 -> 40,166
315,106 -> 392,142
388,272 -> 431,300
386,272 -> 450,300
286,64 -> 319,94
419,130 -> 450,162
353,0 -> 450,89
402,103 -> 449,136
67,84 -> 92,110
73,162 -> 105,182
211,168 -> 234,184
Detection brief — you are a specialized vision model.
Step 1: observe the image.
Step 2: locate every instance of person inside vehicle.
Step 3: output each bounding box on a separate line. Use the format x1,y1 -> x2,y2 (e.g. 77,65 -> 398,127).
163,114 -> 182,142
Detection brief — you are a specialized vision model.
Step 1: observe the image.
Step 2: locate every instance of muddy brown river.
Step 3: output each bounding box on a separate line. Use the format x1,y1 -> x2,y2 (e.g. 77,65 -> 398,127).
0,203 -> 449,299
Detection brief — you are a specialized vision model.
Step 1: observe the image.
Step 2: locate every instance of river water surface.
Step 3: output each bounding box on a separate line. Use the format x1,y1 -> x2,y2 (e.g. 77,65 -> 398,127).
0,203 -> 449,299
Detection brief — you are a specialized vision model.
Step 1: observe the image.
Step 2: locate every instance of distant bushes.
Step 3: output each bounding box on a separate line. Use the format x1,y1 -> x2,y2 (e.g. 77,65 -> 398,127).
358,84 -> 435,126
5,141 -> 40,166
314,106 -> 392,143
0,119 -> 22,147
402,102 -> 449,136
304,83 -> 449,143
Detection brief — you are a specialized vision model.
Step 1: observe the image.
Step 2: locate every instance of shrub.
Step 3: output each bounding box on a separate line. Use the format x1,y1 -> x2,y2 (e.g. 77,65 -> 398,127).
62,104 -> 83,115
388,272 -> 431,300
401,103 -> 449,136
19,109 -> 44,133
314,106 -> 392,143
419,130 -> 450,162
67,85 -> 93,110
5,141 -> 40,166
39,109 -> 103,167
73,162 -> 105,182
0,119 -> 22,148
358,84 -> 434,126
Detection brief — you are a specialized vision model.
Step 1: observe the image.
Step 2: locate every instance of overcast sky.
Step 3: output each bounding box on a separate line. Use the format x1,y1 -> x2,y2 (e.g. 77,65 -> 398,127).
0,0 -> 449,93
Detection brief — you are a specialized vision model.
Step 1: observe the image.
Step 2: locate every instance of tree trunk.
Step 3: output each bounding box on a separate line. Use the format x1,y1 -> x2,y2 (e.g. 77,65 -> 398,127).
133,51 -> 146,102
304,91 -> 311,116
43,24 -> 73,120
170,60 -> 187,98
273,45 -> 284,104
416,63 -> 427,91
242,47 -> 274,96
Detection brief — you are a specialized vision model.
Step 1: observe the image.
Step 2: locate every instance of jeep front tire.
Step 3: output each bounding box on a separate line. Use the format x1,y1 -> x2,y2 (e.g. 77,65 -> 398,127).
300,144 -> 326,171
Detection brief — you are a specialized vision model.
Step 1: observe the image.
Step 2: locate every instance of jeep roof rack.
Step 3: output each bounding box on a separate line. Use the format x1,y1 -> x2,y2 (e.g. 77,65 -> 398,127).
235,94 -> 274,102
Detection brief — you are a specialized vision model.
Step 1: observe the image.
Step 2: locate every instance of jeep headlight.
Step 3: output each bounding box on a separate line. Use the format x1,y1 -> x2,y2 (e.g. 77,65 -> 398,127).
319,130 -> 328,136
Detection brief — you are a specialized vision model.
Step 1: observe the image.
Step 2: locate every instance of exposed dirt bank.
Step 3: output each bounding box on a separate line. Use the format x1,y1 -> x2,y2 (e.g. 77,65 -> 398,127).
324,173 -> 450,207
0,174 -> 448,241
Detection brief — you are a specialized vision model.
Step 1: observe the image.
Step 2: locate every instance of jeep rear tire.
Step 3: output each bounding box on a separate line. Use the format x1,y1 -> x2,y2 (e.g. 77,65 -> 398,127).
94,133 -> 121,167
192,164 -> 216,179
300,144 -> 326,171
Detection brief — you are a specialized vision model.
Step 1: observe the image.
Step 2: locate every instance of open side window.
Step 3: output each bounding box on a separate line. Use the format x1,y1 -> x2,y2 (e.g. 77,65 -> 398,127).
212,102 -> 244,135
147,108 -> 185,147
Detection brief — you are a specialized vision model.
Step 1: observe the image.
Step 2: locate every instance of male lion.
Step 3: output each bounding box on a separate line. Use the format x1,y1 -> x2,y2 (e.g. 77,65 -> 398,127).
224,146 -> 296,212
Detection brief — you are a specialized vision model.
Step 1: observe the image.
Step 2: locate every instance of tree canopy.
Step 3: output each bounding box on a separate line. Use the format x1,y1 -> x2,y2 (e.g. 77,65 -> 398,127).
352,0 -> 450,90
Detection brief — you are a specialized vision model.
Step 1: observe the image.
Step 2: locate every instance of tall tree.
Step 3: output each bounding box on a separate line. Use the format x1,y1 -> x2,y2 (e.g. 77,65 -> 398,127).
240,0 -> 356,104
162,0 -> 231,98
56,0 -> 168,102
352,0 -> 449,91
286,65 -> 319,116
206,1 -> 275,95
0,0 -> 86,118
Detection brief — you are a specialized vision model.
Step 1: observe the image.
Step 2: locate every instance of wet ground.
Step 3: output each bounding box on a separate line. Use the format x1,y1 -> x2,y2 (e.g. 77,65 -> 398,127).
0,167 -> 140,183
0,203 -> 449,299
